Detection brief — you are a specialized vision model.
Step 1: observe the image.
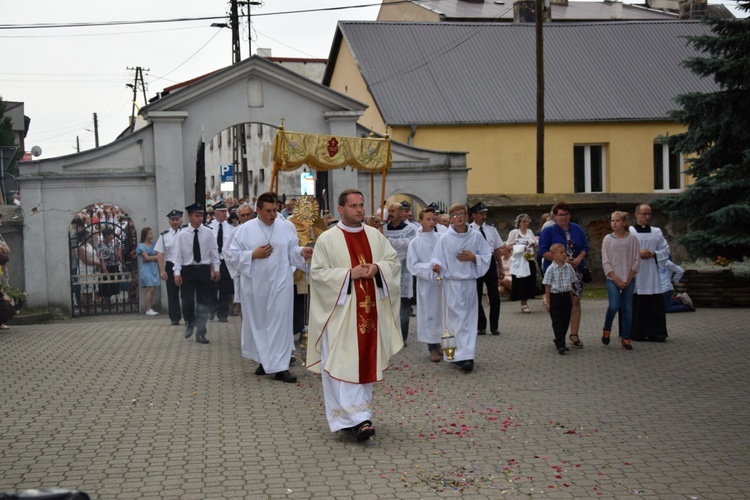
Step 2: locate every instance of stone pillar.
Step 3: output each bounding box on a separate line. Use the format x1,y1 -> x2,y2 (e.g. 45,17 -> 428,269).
19,179 -> 47,308
148,112 -> 189,234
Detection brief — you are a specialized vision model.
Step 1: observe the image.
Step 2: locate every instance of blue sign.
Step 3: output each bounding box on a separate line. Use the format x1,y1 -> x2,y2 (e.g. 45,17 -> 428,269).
220,164 -> 234,183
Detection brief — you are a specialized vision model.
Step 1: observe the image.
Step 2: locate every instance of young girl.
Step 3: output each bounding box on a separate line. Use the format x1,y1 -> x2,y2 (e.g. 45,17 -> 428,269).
601,211 -> 641,350
137,227 -> 161,316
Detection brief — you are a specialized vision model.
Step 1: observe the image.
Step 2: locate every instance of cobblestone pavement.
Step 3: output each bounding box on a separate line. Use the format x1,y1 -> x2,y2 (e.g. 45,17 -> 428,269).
1,299 -> 749,499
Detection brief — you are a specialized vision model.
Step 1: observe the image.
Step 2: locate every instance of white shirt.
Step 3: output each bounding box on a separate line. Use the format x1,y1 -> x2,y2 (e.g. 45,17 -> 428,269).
208,219 -> 235,259
154,226 -> 183,263
172,224 -> 221,276
470,221 -> 503,250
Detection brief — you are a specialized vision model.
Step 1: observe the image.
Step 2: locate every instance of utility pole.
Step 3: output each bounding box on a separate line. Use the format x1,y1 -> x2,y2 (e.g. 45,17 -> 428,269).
535,0 -> 547,194
229,0 -> 250,199
241,1 -> 262,57
126,66 -> 149,127
93,112 -> 100,148
76,136 -> 80,153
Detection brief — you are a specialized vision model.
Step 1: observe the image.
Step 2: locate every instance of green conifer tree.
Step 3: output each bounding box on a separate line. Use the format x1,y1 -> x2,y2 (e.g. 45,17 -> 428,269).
656,3 -> 750,260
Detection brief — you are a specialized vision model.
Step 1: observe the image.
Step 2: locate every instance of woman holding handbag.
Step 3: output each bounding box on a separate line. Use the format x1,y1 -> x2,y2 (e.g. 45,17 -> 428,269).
506,214 -> 537,313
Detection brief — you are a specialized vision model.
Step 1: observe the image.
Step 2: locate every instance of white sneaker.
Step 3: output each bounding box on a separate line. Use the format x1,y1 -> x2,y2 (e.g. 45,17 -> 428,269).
680,292 -> 694,309
146,309 -> 159,316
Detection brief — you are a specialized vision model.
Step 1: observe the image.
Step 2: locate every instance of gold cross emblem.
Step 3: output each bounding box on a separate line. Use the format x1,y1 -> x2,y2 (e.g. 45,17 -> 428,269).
358,295 -> 373,314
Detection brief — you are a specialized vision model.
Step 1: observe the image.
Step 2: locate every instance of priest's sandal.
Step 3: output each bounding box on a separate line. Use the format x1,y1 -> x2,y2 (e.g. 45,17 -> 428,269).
602,329 -> 611,345
355,421 -> 376,442
621,339 -> 633,350
569,334 -> 584,348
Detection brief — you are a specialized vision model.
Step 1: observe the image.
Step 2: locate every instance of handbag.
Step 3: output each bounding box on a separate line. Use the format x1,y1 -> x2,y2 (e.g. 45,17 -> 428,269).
581,264 -> 593,283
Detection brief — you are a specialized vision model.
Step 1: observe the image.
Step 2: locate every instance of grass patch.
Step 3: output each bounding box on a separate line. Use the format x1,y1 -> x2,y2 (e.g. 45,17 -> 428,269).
582,283 -> 608,300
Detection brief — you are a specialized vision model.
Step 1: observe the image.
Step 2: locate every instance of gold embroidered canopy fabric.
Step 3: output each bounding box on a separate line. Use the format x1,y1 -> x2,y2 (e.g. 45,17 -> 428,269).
273,129 -> 392,172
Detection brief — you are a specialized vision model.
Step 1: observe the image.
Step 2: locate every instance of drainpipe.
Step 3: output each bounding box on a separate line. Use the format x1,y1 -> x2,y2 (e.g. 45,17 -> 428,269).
408,124 -> 417,146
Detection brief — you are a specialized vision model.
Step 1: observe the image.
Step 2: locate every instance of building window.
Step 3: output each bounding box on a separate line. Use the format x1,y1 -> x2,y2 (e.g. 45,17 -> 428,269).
574,145 -> 605,193
210,175 -> 215,188
653,143 -> 683,191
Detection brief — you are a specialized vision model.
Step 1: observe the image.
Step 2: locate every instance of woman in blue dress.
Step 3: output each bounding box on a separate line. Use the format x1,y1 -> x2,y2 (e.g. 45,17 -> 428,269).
137,227 -> 161,315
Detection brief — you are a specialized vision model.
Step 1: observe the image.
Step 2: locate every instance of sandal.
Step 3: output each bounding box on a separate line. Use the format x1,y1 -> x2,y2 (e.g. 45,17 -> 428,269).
602,329 -> 611,345
355,420 -> 376,442
569,334 -> 584,349
621,339 -> 633,351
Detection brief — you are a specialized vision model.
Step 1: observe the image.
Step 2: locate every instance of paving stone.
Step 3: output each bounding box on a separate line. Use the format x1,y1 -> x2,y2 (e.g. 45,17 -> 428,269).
0,303 -> 748,497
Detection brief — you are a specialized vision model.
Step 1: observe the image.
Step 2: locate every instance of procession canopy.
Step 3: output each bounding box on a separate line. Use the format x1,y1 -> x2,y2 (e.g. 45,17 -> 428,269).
272,127 -> 391,173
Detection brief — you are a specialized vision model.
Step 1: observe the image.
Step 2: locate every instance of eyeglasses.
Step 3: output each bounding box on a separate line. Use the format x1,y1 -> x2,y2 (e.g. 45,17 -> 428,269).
451,212 -> 466,218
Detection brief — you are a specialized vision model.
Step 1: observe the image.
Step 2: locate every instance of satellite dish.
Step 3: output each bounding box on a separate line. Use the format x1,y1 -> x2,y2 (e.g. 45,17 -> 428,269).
31,145 -> 42,157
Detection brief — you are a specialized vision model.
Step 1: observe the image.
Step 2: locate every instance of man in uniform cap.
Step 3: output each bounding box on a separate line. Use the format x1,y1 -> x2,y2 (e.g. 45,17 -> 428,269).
469,202 -> 503,336
207,201 -> 235,322
155,209 -> 185,325
172,202 -> 221,344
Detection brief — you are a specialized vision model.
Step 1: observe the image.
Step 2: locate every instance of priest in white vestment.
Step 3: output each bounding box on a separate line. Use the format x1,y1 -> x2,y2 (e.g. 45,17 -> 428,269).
430,203 -> 492,373
630,204 -> 670,341
306,189 -> 403,441
227,193 -> 312,383
406,208 -> 444,362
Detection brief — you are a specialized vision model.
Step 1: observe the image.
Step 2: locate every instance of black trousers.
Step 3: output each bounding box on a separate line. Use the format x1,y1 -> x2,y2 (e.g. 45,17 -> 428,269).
293,283 -> 306,335
476,258 -> 500,332
209,260 -> 234,320
549,292 -> 572,348
165,262 -> 182,323
180,265 -> 212,327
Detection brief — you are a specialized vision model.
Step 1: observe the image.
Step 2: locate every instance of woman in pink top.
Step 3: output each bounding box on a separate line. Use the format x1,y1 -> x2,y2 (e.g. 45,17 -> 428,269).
601,211 -> 641,350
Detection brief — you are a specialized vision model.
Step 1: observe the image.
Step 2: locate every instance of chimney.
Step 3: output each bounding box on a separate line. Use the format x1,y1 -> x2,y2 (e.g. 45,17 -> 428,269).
514,0 -> 551,22
679,0 -> 707,19
611,0 -> 623,18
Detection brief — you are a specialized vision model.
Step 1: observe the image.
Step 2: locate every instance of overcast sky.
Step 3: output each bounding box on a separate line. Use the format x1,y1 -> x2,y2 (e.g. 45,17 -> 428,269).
1,0 -> 746,159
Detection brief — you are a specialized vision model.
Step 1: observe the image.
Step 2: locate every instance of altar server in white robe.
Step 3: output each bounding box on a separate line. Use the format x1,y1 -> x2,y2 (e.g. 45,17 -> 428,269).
306,189 -> 403,442
629,203 -> 670,342
228,192 -> 311,383
407,207 -> 444,362
430,203 -> 491,373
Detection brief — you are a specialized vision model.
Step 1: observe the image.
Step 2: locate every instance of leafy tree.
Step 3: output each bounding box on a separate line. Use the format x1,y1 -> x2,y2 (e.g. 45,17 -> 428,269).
656,3 -> 750,260
0,97 -> 15,147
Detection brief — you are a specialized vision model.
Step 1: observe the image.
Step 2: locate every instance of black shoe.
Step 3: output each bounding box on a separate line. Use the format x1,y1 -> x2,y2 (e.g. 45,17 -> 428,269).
653,335 -> 667,342
274,370 -> 297,383
477,330 -> 487,336
491,331 -> 500,336
557,346 -> 567,355
462,360 -> 474,373
171,321 -> 180,326
218,317 -> 228,323
184,325 -> 194,339
209,313 -> 215,321
255,364 -> 265,376
196,332 -> 209,344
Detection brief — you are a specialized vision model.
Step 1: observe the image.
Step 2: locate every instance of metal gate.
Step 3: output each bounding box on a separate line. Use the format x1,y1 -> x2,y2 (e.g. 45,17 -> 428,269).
70,220 -> 139,317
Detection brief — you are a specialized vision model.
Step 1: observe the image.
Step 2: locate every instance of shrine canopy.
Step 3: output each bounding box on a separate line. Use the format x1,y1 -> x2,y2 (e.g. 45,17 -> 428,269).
271,127 -> 392,212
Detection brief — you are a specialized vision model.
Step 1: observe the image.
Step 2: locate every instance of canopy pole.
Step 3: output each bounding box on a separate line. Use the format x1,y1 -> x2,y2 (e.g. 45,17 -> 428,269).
380,169 -> 387,231
370,172 -> 375,215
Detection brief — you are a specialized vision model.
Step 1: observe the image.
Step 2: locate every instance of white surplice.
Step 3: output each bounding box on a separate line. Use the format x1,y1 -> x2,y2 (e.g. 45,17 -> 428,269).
227,217 -> 306,373
407,231 -> 443,345
629,225 -> 670,295
430,226 -> 492,362
306,223 -> 403,432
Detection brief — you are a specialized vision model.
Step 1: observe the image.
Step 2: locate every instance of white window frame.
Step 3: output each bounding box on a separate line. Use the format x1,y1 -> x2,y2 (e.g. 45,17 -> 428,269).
574,144 -> 606,193
653,142 -> 684,192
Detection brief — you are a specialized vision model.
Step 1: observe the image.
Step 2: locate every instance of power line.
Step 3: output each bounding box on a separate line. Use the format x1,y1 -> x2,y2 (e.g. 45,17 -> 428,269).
0,3 -> 400,30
